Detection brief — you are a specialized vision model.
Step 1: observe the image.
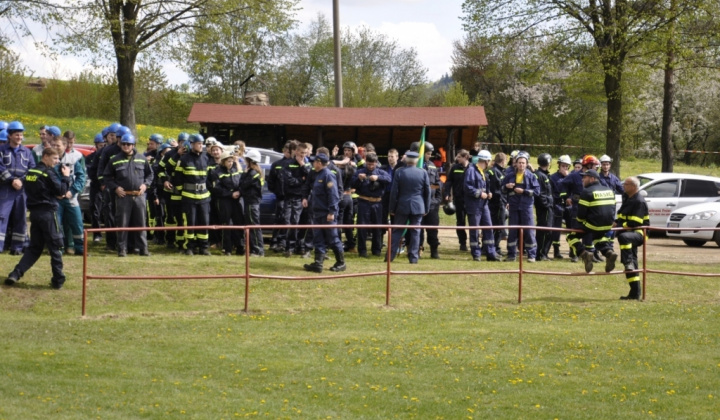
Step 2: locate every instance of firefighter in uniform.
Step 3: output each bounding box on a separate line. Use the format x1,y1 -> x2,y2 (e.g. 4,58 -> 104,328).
96,123 -> 127,251
464,150 -> 500,262
267,141 -> 293,252
560,155 -> 599,262
104,134 -> 154,257
86,133 -> 107,243
443,149 -> 470,251
534,153 -> 554,261
549,155 -> 571,259
351,152 -> 391,257
281,142 -> 311,257
209,150 -> 244,256
487,153 -> 507,252
175,133 -> 211,255
503,151 -> 539,262
0,121 -> 35,255
614,176 -> 648,300
303,153 -> 346,273
148,143 -> 172,245
160,135 -> 189,249
566,169 -> 619,273
241,149 -> 265,256
6,147 -> 71,289
414,142 -> 442,259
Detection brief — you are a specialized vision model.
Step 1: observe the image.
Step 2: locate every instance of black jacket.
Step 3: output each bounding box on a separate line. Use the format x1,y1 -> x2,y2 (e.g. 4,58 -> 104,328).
577,181 -> 616,231
24,162 -> 71,211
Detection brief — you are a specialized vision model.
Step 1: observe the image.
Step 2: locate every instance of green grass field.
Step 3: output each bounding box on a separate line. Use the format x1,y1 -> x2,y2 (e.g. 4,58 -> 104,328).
1,236 -> 719,419
1,110 -> 719,418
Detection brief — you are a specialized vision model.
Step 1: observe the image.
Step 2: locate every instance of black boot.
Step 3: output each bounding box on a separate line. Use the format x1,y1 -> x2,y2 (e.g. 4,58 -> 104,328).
620,281 -> 641,300
329,249 -> 346,272
430,247 -> 440,259
303,252 -> 325,273
553,245 -> 563,259
604,251 -> 618,273
569,248 -> 578,263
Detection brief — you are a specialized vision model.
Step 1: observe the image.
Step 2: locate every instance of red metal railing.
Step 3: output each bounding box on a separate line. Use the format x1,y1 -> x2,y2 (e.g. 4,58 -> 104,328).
80,224 -> 720,316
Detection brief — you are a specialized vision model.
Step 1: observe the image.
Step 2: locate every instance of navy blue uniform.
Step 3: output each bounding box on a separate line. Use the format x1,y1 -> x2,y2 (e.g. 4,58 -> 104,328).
7,161 -> 70,288
503,167 -> 540,259
210,163 -> 244,255
175,150 -> 211,252
240,167 -> 264,255
443,162 -> 469,248
351,166 -> 391,256
310,167 -> 343,257
486,163 -> 507,249
388,165 -> 430,263
85,149 -> 104,238
534,168 -> 554,260
566,180 -> 616,258
616,189 -> 649,296
0,142 -> 35,253
463,163 -> 497,260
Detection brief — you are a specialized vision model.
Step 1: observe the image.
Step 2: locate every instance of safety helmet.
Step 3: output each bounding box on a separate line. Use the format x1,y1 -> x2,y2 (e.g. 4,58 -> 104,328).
94,133 -> 105,143
424,142 -> 434,153
557,154 -> 572,165
537,153 -> 552,167
477,150 -> 492,161
219,151 -> 234,161
101,127 -> 110,137
573,158 -> 582,165
443,201 -> 456,216
599,154 -> 612,163
149,134 -> 164,144
178,132 -> 190,142
204,136 -> 217,146
245,149 -> 262,163
116,126 -> 130,138
46,126 -> 61,137
510,150 -> 520,160
189,133 -> 204,143
516,151 -> 530,162
409,141 -> 419,152
581,155 -> 600,168
158,143 -> 173,153
342,141 -> 356,150
120,134 -> 136,144
181,140 -> 191,150
107,123 -> 121,134
7,121 -> 25,132
0,130 -> 7,142
0,121 -> 7,131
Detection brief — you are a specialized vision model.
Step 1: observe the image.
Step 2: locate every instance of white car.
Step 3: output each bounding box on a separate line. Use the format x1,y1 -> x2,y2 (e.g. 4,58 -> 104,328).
620,173 -> 720,227
666,200 -> 720,247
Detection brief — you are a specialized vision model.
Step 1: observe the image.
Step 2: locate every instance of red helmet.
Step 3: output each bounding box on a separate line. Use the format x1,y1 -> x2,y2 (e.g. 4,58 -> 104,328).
581,155 -> 599,168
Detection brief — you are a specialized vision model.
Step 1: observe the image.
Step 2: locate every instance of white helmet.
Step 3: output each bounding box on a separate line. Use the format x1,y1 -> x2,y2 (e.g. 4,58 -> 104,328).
599,154 -> 612,163
245,149 -> 262,163
477,150 -> 492,161
558,155 -> 572,165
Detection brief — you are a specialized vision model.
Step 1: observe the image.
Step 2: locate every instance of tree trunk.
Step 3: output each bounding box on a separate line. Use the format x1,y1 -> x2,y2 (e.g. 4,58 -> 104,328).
117,53 -> 137,133
604,68 -> 623,177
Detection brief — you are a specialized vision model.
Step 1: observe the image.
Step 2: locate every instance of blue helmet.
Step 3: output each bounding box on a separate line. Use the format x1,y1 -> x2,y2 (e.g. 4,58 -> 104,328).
94,133 -> 105,143
158,143 -> 173,153
101,127 -> 110,137
47,126 -> 62,137
116,126 -> 131,138
0,121 -> 7,131
181,140 -> 191,150
149,133 -> 164,144
107,123 -> 121,134
0,130 -> 7,142
188,133 -> 204,143
178,132 -> 190,142
7,121 -> 25,132
120,134 -> 136,144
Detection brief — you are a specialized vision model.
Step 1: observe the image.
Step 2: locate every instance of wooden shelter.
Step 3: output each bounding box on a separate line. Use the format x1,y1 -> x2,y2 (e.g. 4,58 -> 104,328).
187,104 -> 487,157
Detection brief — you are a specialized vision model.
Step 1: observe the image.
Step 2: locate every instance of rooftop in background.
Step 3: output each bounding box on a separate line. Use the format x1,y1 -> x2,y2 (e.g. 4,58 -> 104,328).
187,104 -> 487,156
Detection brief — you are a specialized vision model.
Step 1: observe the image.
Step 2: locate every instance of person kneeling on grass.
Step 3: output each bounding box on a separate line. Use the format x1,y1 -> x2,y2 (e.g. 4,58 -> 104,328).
6,147 -> 71,289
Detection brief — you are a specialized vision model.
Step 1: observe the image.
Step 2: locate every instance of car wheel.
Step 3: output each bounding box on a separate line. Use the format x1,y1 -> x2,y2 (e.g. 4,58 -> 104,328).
714,225 -> 720,247
683,239 -> 706,247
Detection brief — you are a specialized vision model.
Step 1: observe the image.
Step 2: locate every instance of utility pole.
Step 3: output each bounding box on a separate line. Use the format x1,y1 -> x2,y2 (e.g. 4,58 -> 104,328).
333,0 -> 343,107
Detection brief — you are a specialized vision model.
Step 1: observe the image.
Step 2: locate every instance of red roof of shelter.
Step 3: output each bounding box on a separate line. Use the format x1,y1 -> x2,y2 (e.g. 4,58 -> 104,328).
187,104 -> 487,127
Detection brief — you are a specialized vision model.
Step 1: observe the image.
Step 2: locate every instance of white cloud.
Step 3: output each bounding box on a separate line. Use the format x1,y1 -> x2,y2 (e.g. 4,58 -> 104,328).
11,37 -> 92,80
376,21 -> 452,80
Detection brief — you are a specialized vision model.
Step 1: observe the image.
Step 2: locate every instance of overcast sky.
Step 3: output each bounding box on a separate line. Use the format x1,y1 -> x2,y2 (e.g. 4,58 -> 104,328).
10,0 -> 466,86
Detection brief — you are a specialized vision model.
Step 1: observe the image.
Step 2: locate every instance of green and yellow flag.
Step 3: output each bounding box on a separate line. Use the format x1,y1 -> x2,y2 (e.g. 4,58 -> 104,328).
416,126 -> 426,168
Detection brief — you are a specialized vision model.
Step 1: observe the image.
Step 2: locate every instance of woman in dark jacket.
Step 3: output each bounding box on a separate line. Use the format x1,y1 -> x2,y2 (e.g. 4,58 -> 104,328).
241,150 -> 265,256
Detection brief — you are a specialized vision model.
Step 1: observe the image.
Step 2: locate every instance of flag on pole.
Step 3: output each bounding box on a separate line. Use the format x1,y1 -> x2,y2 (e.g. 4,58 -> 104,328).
416,126 -> 426,168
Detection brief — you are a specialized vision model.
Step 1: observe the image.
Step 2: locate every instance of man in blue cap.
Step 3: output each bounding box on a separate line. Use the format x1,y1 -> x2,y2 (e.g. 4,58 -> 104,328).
387,150 -> 430,263
0,121 -> 35,255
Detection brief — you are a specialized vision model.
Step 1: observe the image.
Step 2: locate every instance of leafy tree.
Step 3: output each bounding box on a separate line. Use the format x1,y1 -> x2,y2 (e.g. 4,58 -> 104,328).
47,0 -> 247,132
183,0 -> 298,104
461,0 -> 690,174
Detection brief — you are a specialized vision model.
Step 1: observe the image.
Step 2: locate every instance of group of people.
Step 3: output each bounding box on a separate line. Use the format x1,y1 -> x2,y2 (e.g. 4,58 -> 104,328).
443,143 -> 648,300
0,119 -> 647,298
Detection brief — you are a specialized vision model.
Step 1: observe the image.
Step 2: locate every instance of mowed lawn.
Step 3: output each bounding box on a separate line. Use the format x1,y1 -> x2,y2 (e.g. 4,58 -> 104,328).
1,237 -> 719,419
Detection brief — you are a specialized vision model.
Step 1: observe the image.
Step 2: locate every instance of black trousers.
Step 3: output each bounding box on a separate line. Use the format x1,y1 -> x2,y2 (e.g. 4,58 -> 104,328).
101,188 -> 117,248
618,230 -> 643,283
489,204 -> 507,249
339,194 -> 355,248
89,182 -> 103,232
420,206 -> 440,250
454,200 -> 468,246
217,197 -> 244,253
282,197 -> 303,251
536,206 -> 554,258
115,194 -> 148,253
244,203 -> 264,255
11,208 -> 65,286
182,200 -> 210,250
